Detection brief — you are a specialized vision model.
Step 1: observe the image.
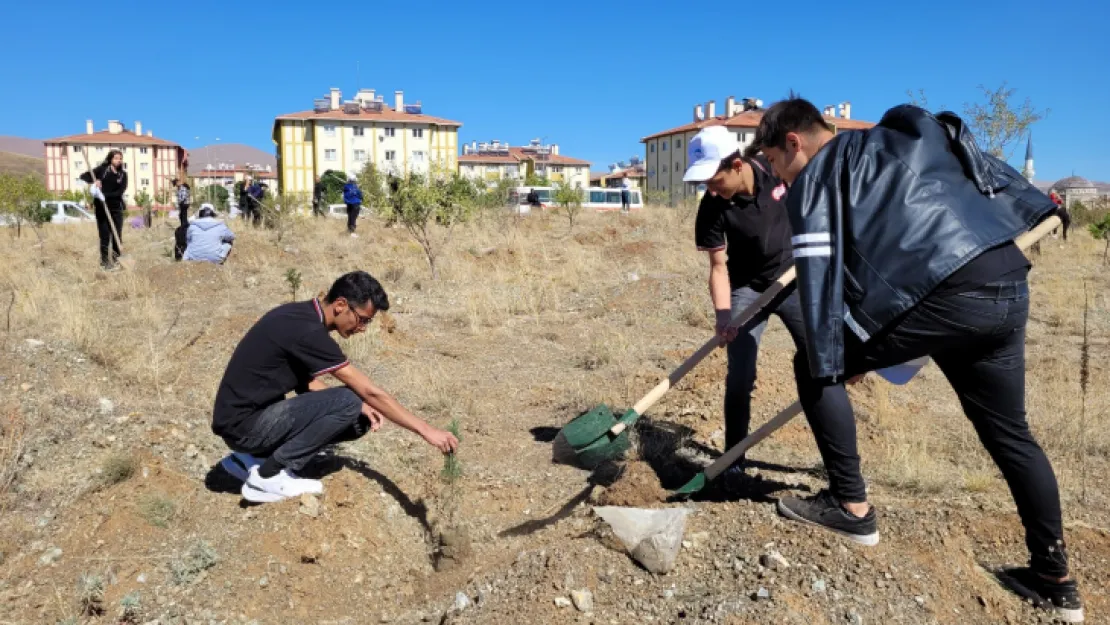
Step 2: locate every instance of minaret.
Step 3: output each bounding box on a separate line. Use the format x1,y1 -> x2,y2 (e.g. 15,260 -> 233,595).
1022,133 -> 1035,183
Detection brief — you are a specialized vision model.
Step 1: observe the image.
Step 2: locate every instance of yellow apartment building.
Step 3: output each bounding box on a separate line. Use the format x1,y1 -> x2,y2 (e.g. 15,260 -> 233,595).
642,96 -> 873,202
457,139 -> 590,188
43,120 -> 186,205
272,88 -> 461,195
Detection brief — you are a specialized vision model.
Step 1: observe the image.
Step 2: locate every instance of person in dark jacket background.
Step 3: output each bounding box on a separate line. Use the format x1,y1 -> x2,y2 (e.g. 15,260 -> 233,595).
238,179 -> 253,224
248,180 -> 265,226
174,179 -> 191,226
312,175 -> 325,217
79,149 -> 128,269
342,175 -> 363,237
753,97 -> 1083,622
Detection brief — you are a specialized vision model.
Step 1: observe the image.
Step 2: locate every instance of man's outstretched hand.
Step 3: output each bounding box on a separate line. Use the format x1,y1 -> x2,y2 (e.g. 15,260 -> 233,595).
361,403 -> 384,432
422,427 -> 460,454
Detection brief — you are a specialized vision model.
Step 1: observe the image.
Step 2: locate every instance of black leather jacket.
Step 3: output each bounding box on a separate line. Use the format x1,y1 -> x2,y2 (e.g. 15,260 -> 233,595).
786,105 -> 1055,379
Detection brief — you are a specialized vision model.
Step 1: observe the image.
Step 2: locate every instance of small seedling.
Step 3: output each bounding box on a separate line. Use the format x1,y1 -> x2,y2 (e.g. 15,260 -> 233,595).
138,493 -> 177,528
119,591 -> 142,624
170,541 -> 218,585
441,418 -> 463,484
76,572 -> 104,616
285,268 -> 303,301
100,453 -> 138,486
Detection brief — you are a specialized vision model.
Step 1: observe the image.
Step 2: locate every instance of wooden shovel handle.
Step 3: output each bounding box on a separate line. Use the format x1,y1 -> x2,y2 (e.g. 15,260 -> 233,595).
1015,215 -> 1061,251
624,267 -> 797,422
703,401 -> 803,481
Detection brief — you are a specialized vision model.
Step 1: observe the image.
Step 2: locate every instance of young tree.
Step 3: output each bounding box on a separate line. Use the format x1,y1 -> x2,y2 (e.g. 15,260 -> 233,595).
355,164 -> 388,214
963,82 -> 1047,160
318,169 -> 348,205
0,173 -> 51,238
1089,212 -> 1110,264
524,173 -> 550,187
135,189 -> 153,227
553,180 -> 584,233
392,168 -> 475,278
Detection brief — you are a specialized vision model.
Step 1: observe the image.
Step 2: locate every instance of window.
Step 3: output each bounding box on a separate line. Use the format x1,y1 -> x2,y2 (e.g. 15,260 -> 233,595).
486,165 -> 499,174
384,127 -> 396,138
354,149 -> 366,162
140,163 -> 149,171
662,141 -> 668,151
552,165 -> 563,173
72,146 -> 81,153
324,125 -> 336,137
64,205 -> 84,218
324,149 -> 337,161
141,178 -> 150,186
139,147 -> 148,155
74,160 -> 84,169
385,150 -> 396,161
412,128 -> 424,138
662,164 -> 668,173
675,161 -> 681,171
650,144 -> 655,153
590,190 -> 605,203
413,150 -> 425,163
122,163 -> 128,170
353,126 -> 365,136
676,139 -> 682,148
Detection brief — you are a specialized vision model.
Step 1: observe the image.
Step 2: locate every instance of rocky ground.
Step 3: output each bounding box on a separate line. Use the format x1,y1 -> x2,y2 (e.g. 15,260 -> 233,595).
0,213 -> 1107,624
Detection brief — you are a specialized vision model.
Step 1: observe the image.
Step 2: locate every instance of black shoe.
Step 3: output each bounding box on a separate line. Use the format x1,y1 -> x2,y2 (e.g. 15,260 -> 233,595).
995,567 -> 1084,623
776,489 -> 879,546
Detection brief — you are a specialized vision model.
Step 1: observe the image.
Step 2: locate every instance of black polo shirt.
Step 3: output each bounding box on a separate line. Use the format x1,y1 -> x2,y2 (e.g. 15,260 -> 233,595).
694,157 -> 794,292
212,299 -> 349,438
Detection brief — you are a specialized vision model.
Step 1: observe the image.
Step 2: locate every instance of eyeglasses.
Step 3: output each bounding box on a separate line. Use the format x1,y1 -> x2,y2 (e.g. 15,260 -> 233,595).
348,306 -> 374,327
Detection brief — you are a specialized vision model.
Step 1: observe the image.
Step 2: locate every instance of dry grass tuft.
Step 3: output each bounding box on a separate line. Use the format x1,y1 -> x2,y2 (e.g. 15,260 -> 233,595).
100,453 -> 138,487
138,492 -> 177,528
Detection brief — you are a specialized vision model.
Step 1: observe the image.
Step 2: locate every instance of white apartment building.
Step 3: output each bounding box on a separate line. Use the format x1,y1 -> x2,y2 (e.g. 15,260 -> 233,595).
272,88 -> 461,194
44,120 -> 185,204
457,139 -> 590,188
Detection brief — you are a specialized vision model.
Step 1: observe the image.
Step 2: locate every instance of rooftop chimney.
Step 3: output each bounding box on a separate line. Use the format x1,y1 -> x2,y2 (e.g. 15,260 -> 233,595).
706,100 -> 717,119
146,130 -> 153,137
108,120 -> 123,134
838,101 -> 851,120
329,88 -> 341,111
86,119 -> 94,135
394,90 -> 404,112
356,88 -> 376,104
725,96 -> 737,117
135,121 -> 142,136
694,104 -> 704,122
550,144 -> 559,156
823,105 -> 836,117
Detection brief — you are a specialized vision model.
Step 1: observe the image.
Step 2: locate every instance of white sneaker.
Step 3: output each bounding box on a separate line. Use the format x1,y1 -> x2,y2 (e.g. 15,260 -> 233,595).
349,232 -> 359,238
219,452 -> 263,482
241,466 -> 323,503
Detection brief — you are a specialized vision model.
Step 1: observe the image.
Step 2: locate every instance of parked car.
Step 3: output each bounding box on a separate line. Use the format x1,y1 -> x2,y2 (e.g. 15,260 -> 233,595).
326,204 -> 368,220
0,200 -> 95,226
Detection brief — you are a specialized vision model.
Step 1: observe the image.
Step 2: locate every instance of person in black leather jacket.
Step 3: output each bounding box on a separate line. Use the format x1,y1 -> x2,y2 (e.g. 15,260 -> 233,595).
752,98 -> 1082,622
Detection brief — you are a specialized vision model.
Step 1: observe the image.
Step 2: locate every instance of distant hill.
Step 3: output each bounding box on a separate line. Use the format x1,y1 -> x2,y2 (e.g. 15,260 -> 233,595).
0,151 -> 45,179
0,136 -> 43,159
189,143 -> 275,170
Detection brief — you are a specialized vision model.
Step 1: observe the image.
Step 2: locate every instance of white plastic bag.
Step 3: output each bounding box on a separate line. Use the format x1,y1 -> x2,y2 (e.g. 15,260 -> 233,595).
594,506 -> 690,574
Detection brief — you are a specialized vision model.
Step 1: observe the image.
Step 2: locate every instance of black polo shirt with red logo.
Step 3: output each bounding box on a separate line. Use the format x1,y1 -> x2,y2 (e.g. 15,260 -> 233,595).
212,299 -> 350,438
694,156 -> 794,292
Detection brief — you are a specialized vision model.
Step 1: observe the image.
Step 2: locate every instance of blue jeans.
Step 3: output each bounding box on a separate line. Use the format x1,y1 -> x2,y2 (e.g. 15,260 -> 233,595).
221,387 -> 369,472
796,279 -> 1068,577
725,285 -> 810,451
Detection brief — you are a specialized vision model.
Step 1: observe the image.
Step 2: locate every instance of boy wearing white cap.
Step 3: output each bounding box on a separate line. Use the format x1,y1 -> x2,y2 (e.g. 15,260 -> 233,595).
683,126 -> 852,489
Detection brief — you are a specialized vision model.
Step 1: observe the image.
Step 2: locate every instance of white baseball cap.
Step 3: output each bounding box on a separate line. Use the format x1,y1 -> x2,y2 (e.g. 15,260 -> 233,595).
682,126 -> 741,183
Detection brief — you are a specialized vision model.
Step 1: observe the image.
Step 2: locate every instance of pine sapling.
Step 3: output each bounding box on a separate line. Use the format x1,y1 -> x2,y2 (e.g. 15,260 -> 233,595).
441,418 -> 463,484
285,268 -> 303,301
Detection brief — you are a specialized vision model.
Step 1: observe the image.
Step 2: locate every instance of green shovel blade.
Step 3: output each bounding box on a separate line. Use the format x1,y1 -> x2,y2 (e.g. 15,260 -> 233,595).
670,471 -> 708,499
561,404 -> 618,450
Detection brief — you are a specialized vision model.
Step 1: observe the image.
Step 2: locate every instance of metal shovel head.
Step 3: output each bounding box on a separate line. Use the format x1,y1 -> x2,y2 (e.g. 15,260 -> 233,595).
574,429 -> 631,469
669,472 -> 707,499
561,404 -> 619,451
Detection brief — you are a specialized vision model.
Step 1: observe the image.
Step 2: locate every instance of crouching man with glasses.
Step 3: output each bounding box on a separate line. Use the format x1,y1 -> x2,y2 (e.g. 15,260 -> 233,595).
211,271 -> 460,503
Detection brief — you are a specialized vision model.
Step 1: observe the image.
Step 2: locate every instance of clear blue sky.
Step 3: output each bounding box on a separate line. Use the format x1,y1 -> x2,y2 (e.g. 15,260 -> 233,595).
2,0 -> 1106,182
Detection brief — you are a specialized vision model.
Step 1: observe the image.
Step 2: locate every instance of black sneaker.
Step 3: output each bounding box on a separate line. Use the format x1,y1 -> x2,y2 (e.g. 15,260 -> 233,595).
776,490 -> 879,546
995,567 -> 1084,623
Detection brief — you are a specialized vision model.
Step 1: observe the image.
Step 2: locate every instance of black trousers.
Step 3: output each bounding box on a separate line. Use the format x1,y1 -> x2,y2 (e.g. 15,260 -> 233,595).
797,278 -> 1067,577
93,197 -> 124,267
346,203 -> 360,232
178,203 -> 190,226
